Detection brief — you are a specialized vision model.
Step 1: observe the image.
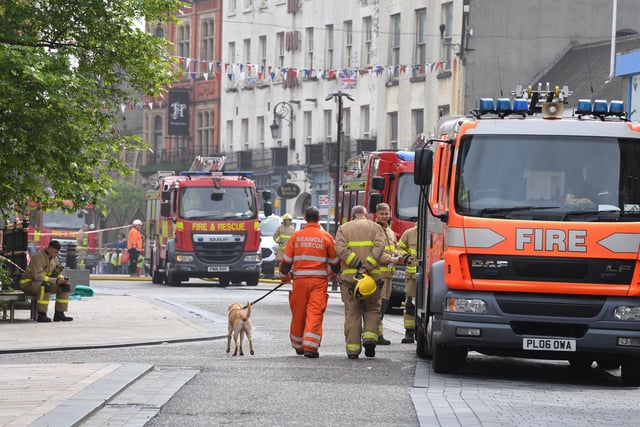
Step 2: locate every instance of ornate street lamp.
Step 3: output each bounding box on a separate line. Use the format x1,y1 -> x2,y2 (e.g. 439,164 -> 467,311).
270,101 -> 294,149
325,90 -> 354,235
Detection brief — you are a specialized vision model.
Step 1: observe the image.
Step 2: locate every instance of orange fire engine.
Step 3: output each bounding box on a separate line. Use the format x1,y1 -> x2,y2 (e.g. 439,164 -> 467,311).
414,85 -> 640,385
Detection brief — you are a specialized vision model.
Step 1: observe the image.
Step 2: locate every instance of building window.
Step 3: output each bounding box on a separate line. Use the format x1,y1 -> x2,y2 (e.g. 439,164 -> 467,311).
439,104 -> 450,118
324,110 -> 332,142
362,16 -> 372,67
388,112 -> 398,150
241,118 -> 249,150
226,120 -> 234,152
343,20 -> 352,68
259,35 -> 267,69
441,2 -> 453,71
177,23 -> 191,59
196,110 -> 214,156
361,105 -> 370,138
305,27 -> 314,69
228,41 -> 236,63
243,38 -> 251,63
304,111 -> 312,145
228,0 -> 237,14
244,0 -> 252,9
276,32 -> 285,68
257,116 -> 265,150
200,18 -> 215,62
325,24 -> 334,70
412,109 -> 424,137
389,14 -> 400,66
154,116 -> 163,162
415,8 -> 427,68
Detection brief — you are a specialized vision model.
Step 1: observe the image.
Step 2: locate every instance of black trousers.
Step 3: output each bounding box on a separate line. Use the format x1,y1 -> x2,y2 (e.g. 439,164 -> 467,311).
128,248 -> 139,274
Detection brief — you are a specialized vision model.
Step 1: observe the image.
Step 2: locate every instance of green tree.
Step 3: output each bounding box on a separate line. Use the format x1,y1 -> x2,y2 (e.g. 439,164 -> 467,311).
0,0 -> 184,217
102,180 -> 146,219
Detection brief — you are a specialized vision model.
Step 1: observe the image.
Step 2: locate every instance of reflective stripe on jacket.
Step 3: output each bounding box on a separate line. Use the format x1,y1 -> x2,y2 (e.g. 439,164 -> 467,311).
281,223 -> 339,278
398,225 -> 418,277
335,217 -> 386,282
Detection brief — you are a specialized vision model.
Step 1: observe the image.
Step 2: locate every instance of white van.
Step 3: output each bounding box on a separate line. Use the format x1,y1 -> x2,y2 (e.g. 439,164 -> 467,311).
259,214 -> 281,278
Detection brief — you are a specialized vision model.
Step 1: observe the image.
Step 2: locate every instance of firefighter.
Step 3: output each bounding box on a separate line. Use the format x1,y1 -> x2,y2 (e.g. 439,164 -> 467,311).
273,213 -> 295,278
76,224 -> 90,269
398,223 -> 418,344
375,202 -> 399,346
127,219 -> 144,276
279,206 -> 340,358
20,240 -> 73,322
335,205 -> 386,359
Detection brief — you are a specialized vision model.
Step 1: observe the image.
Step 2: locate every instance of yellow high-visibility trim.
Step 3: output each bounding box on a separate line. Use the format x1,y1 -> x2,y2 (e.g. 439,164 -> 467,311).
347,241 -> 374,247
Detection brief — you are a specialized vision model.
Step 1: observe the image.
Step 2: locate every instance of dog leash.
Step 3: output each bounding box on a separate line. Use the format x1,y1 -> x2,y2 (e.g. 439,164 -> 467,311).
243,281 -> 288,309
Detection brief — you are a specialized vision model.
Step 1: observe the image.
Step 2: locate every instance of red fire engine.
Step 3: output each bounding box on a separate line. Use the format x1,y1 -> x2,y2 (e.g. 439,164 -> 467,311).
28,202 -> 100,269
146,156 -> 272,286
339,150 -> 420,310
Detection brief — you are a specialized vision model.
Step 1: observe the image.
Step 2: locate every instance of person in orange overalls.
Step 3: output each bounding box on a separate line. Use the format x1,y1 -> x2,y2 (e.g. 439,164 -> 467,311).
279,206 -> 340,358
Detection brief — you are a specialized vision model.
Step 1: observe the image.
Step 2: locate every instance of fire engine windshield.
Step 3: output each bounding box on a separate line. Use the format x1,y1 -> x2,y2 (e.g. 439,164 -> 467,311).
41,209 -> 88,229
455,135 -> 640,222
396,173 -> 419,220
179,187 -> 257,220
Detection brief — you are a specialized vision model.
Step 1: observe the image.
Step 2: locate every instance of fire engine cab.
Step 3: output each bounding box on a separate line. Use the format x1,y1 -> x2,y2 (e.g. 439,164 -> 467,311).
414,84 -> 640,385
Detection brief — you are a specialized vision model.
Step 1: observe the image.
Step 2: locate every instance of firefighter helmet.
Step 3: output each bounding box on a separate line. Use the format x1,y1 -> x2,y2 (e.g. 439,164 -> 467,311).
351,274 -> 377,300
282,213 -> 292,221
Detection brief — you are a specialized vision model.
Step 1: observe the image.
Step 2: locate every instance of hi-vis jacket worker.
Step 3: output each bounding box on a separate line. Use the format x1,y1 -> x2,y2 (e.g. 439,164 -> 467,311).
20,240 -> 73,322
273,213 -> 295,277
397,224 -> 418,344
279,206 -> 340,358
335,205 -> 386,359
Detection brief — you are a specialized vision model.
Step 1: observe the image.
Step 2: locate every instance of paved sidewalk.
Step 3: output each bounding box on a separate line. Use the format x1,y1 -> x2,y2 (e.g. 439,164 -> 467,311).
0,280 -> 215,426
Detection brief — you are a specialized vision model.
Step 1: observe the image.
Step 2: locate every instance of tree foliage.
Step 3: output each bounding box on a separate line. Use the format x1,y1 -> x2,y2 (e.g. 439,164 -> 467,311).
0,0 -> 185,217
103,180 -> 146,220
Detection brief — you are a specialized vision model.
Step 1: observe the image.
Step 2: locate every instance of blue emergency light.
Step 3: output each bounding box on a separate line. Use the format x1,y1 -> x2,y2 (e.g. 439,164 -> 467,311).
479,98 -> 495,112
609,100 -> 624,115
593,100 -> 608,114
496,98 -> 511,112
397,151 -> 415,161
576,99 -> 592,115
513,99 -> 528,113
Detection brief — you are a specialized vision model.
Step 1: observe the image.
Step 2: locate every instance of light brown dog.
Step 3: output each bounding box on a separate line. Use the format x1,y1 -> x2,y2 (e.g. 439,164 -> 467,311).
226,302 -> 255,356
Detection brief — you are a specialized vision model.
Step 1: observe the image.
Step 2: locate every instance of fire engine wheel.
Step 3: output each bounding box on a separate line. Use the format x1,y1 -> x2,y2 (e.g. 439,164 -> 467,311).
621,356 -> 640,386
432,343 -> 467,374
416,316 -> 432,360
166,270 -> 182,287
246,276 -> 259,286
152,270 -> 164,285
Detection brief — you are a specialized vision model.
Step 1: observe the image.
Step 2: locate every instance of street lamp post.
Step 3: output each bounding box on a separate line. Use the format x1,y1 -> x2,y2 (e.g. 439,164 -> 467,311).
325,91 -> 354,235
270,101 -> 295,215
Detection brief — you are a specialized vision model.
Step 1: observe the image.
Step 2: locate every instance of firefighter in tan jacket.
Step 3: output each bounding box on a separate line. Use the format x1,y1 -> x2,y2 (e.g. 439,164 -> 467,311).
273,213 -> 295,277
398,224 -> 418,343
375,202 -> 400,346
335,205 -> 386,359
20,240 -> 73,322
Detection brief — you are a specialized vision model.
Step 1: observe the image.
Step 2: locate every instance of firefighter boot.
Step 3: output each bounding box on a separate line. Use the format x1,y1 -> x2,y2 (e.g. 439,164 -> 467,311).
53,311 -> 74,322
401,329 -> 415,344
37,312 -> 52,323
363,340 -> 376,358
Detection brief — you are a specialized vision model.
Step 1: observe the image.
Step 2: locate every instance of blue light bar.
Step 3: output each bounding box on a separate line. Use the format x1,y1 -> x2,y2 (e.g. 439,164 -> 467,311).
513,99 -> 528,112
496,98 -> 511,111
609,100 -> 624,114
180,171 -> 211,176
593,100 -> 608,114
397,151 -> 415,161
479,98 -> 494,112
576,99 -> 592,114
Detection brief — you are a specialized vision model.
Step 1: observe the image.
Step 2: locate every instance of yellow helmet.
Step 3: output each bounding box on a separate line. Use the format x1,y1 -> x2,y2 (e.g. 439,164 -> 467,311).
350,274 -> 377,300
282,213 -> 292,221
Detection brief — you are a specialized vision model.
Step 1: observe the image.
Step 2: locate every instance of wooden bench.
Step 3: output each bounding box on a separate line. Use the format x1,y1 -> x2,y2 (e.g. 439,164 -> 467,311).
0,291 -> 37,322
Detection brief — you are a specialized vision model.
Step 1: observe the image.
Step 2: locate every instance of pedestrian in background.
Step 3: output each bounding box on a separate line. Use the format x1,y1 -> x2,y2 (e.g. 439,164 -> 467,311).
375,202 -> 400,346
20,240 -> 73,322
279,206 -> 340,358
398,223 -> 418,344
113,232 -> 127,274
335,205 -> 385,359
127,219 -> 144,276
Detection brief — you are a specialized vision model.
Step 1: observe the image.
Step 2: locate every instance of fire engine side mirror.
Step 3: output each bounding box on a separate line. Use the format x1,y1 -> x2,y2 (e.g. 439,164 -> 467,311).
414,147 -> 433,186
262,190 -> 272,201
160,201 -> 170,218
161,190 -> 171,203
263,202 -> 273,217
371,176 -> 384,191
368,193 -> 383,213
